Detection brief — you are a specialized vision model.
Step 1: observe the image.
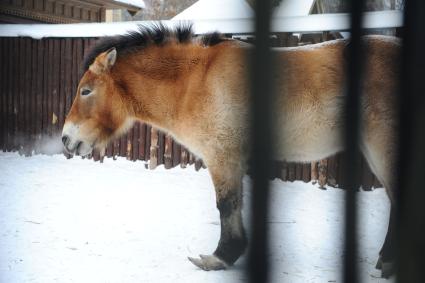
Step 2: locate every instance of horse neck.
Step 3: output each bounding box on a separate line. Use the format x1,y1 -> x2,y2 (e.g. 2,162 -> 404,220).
112,43 -> 207,130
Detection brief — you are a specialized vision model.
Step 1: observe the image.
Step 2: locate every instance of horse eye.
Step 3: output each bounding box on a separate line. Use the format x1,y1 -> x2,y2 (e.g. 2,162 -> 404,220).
81,89 -> 91,96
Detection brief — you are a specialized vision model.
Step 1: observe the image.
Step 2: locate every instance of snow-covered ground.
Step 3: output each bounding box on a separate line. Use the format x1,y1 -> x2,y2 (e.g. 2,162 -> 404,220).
0,152 -> 394,283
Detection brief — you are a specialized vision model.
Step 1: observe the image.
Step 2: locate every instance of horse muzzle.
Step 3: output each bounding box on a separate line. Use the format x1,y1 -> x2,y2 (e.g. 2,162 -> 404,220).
62,123 -> 94,156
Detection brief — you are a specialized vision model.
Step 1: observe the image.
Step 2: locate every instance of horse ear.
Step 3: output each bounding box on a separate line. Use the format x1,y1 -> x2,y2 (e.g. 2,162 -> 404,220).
91,47 -> 117,73
104,47 -> 117,68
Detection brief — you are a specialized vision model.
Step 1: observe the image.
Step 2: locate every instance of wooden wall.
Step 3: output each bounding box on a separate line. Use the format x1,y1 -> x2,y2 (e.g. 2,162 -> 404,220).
0,35 -> 381,189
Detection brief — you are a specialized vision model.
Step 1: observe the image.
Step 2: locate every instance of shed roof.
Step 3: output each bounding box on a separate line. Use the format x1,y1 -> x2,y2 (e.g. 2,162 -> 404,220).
172,0 -> 254,20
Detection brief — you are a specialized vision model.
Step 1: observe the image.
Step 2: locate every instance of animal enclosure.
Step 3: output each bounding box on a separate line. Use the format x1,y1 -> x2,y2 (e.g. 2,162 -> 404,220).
0,35 -> 381,188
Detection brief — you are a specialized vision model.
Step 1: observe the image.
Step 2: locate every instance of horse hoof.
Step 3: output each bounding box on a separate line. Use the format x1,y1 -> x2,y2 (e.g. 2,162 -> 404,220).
375,257 -> 382,270
376,256 -> 395,278
380,261 -> 395,278
188,254 -> 228,271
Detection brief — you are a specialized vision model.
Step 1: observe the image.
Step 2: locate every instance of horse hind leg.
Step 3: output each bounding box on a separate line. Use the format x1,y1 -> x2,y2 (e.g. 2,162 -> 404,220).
361,125 -> 397,278
188,161 -> 247,270
375,206 -> 396,278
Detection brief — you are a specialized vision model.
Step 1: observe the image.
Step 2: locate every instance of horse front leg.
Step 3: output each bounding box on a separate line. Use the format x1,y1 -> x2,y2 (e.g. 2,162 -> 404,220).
188,163 -> 247,270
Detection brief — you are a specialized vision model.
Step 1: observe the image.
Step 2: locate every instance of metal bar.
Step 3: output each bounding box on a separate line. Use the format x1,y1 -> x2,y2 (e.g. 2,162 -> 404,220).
396,0 -> 425,281
248,0 -> 273,283
343,1 -> 365,283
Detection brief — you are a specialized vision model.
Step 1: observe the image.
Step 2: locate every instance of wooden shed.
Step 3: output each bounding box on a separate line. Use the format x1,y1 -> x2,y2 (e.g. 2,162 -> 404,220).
0,0 -> 144,24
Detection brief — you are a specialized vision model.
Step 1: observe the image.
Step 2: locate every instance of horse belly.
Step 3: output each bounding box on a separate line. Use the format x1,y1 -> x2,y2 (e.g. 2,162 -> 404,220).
275,102 -> 344,163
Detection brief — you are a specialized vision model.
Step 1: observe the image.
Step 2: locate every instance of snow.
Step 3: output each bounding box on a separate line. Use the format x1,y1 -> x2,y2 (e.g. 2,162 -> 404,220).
0,11 -> 403,39
171,0 -> 254,20
273,0 -> 315,17
113,0 -> 146,9
0,152 -> 394,282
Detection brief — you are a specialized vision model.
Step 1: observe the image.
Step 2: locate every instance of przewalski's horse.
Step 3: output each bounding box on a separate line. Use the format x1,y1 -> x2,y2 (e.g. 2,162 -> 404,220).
62,24 -> 400,277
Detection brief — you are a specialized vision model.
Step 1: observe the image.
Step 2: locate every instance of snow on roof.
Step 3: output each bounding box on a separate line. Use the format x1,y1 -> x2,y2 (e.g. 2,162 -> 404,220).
273,0 -> 315,17
172,0 -> 254,20
172,0 -> 315,21
113,0 -> 145,9
0,11 -> 403,39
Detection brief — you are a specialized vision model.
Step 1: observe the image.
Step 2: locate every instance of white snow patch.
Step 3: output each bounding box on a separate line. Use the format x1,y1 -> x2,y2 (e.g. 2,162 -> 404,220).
172,0 -> 254,21
273,0 -> 315,17
0,152 -> 393,283
114,0 -> 146,9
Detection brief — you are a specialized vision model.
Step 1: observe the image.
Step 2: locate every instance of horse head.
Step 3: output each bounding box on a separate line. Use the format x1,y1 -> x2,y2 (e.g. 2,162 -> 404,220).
62,48 -> 132,156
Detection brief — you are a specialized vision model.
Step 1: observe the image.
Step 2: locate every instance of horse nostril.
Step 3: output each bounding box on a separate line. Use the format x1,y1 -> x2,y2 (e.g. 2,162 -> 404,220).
62,135 -> 69,147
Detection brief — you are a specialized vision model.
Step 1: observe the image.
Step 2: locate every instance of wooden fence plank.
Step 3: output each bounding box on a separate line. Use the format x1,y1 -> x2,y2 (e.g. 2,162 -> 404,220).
52,39 -> 61,136
145,124 -> 151,160
21,37 -> 29,154
158,131 -> 164,166
295,164 -> 302,181
311,161 -> 318,183
280,162 -> 288,181
113,138 -> 120,159
0,38 -> 4,150
302,163 -> 311,182
75,39 -> 83,97
138,123 -> 146,160
46,39 -> 54,137
70,39 -> 78,114
30,39 -> 38,152
287,164 -> 295,182
189,152 -> 195,165
58,39 -> 66,130
105,142 -> 112,158
120,134 -> 127,157
64,39 -> 72,117
11,38 -> 18,150
22,37 -> 31,154
126,125 -> 133,160
318,159 -> 328,188
6,39 -> 13,150
327,156 -> 338,187
4,38 -> 9,149
164,134 -> 173,169
180,146 -> 188,168
132,123 -> 139,160
0,37 -> 8,150
172,140 -> 181,167
17,38 -> 25,152
41,39 -> 48,138
35,39 -> 44,151
12,38 -> 19,149
149,127 -> 158,169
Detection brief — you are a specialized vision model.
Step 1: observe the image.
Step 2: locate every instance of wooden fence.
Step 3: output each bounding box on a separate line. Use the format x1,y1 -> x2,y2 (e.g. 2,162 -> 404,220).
0,35 -> 381,189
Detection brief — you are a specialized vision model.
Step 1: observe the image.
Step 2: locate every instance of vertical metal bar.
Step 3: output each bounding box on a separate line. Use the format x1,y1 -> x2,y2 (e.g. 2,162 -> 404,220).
343,1 -> 365,282
397,0 -> 425,281
248,0 -> 273,282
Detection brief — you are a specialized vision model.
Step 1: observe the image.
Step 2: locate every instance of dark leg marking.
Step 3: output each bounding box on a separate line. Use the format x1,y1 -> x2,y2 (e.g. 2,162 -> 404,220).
213,195 -> 247,264
188,190 -> 247,271
376,205 -> 396,278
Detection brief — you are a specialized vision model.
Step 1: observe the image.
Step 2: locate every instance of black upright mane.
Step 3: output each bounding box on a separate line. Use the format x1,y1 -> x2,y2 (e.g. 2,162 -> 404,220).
83,23 -> 228,71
